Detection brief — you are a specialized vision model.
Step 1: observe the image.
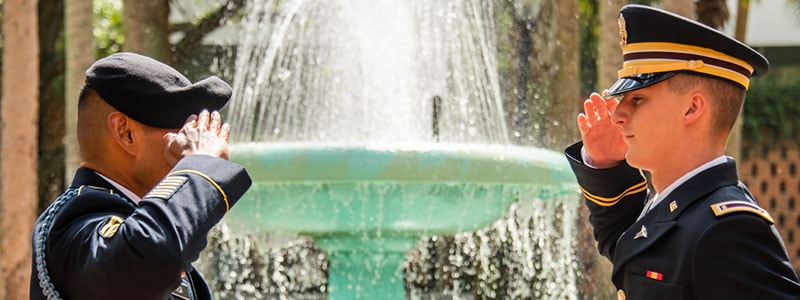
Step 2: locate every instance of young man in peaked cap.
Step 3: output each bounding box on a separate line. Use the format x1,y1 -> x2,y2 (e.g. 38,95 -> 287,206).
565,5 -> 800,300
30,52 -> 252,299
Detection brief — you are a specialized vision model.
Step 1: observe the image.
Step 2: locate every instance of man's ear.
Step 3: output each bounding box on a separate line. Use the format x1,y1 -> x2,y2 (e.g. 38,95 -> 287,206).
107,112 -> 136,156
683,91 -> 707,125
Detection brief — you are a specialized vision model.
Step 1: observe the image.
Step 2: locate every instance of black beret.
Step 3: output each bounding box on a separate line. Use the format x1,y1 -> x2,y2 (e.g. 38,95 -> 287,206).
85,52 -> 232,128
606,5 -> 769,97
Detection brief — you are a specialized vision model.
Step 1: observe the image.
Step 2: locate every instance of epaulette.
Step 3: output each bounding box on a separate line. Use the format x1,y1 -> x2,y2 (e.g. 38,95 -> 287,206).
710,200 -> 774,224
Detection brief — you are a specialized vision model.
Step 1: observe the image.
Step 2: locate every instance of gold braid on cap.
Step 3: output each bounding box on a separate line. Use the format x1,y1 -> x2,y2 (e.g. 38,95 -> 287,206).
618,42 -> 755,89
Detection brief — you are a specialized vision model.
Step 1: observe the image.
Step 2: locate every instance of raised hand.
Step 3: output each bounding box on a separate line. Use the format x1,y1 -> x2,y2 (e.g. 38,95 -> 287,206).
163,110 -> 231,167
577,92 -> 627,169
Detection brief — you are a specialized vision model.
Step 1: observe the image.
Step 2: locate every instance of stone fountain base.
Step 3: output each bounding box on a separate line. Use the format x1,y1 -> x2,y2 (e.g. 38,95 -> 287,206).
214,142 -> 578,299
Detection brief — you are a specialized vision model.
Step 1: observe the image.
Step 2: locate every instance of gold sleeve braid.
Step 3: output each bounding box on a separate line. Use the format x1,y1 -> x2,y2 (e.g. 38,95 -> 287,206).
581,180 -> 647,207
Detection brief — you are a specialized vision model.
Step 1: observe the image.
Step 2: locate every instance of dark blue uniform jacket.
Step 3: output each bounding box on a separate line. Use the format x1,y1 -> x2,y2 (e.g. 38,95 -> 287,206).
29,155 -> 251,299
566,142 -> 800,300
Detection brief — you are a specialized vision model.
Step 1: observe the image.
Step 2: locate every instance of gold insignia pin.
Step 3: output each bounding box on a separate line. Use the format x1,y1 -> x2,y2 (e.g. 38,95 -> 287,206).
618,14 -> 628,50
100,215 -> 124,238
669,201 -> 678,213
634,225 -> 648,240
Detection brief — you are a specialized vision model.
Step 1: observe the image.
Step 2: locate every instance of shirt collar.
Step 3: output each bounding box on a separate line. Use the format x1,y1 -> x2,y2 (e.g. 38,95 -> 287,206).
650,156 -> 729,210
94,172 -> 142,204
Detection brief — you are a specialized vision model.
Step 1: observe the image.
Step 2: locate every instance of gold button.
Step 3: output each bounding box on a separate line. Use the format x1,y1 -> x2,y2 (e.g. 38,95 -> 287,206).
617,289 -> 626,300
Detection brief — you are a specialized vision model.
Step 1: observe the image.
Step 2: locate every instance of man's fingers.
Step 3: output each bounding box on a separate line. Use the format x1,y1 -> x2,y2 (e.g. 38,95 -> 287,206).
210,111 -> 222,134
220,123 -> 231,141
184,114 -> 198,130
583,99 -> 596,122
606,97 -> 620,113
197,109 -> 210,129
589,92 -> 608,119
577,113 -> 591,135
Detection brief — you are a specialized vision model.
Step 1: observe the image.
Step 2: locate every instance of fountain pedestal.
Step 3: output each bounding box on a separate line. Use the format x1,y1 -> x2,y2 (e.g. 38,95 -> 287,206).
225,143 -> 577,299
318,236 -> 413,299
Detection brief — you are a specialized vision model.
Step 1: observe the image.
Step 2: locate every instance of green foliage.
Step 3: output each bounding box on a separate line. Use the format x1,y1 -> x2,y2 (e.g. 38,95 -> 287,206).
743,66 -> 800,143
93,0 -> 123,57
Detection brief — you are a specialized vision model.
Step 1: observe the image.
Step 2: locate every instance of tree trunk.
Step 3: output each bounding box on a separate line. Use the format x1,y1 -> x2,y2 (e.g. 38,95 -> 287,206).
39,0 -> 67,214
553,0 -> 580,148
123,0 -> 170,61
65,0 -> 95,183
597,0 -> 625,91
726,0 -> 750,161
587,1 -> 626,299
0,0 -> 40,299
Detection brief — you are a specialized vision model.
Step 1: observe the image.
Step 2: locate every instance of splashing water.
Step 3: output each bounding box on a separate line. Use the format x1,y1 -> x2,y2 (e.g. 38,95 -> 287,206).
198,0 -> 581,299
224,0 -> 508,144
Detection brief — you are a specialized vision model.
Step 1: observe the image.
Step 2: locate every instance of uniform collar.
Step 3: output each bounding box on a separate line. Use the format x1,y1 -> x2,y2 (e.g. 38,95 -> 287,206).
611,159 -> 740,282
94,172 -> 142,204
648,156 -> 728,214
69,168 -> 140,204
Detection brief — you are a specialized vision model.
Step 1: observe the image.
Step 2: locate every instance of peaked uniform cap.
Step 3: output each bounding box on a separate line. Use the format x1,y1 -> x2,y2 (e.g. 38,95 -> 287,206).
85,52 -> 232,128
606,4 -> 769,97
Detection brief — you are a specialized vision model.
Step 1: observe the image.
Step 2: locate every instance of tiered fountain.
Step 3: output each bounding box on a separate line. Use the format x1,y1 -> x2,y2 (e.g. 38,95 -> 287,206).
217,0 -> 579,298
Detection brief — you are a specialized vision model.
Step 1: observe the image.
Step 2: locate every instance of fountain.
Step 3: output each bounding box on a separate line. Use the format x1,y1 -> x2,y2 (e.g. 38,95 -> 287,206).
224,142 -> 576,298
205,0 -> 580,298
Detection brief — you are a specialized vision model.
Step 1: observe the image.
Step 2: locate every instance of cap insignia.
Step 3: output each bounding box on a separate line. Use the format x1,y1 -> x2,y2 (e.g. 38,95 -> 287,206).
618,14 -> 628,51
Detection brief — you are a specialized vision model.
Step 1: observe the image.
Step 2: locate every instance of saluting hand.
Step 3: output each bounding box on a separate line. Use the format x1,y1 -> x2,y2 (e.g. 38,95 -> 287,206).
163,110 -> 231,167
577,92 -> 627,169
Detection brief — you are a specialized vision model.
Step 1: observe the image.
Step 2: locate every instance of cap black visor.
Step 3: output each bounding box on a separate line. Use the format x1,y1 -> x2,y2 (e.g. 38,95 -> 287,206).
605,72 -> 676,98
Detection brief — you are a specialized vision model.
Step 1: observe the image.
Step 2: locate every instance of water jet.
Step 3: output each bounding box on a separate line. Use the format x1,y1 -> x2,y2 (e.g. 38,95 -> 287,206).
202,0 -> 580,298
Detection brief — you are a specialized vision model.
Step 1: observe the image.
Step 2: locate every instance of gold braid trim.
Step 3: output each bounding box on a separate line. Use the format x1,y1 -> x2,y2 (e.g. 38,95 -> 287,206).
581,180 -> 647,207
168,170 -> 230,212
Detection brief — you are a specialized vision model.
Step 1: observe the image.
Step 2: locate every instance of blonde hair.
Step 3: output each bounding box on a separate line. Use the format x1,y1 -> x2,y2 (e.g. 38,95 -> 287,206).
667,72 -> 745,138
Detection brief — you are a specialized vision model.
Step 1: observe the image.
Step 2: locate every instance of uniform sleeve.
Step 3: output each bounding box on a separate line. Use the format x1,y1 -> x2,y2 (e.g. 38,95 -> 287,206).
691,214 -> 800,299
48,155 -> 252,299
565,142 -> 648,260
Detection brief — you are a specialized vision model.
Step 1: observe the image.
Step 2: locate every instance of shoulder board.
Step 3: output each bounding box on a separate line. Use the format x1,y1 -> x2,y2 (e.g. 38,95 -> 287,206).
710,200 -> 774,224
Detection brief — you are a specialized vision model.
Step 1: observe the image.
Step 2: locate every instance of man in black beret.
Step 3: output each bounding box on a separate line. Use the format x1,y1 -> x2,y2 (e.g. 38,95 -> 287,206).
29,52 -> 252,299
564,5 -> 800,300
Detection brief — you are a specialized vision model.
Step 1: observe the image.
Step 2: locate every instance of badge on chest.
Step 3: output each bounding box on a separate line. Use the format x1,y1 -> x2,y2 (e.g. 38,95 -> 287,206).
171,272 -> 195,300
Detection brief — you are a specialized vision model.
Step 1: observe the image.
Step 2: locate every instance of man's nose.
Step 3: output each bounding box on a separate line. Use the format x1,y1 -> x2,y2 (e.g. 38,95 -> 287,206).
610,103 -> 626,126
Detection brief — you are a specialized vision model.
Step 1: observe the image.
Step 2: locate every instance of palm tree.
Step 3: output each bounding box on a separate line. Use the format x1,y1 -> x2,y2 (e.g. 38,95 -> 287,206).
123,0 -> 170,61
65,0 -> 95,184
0,0 -> 40,298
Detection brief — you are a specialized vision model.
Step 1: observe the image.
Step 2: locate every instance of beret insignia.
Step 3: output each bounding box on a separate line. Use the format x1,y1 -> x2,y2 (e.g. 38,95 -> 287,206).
100,215 -> 125,238
145,175 -> 189,200
710,200 -> 774,224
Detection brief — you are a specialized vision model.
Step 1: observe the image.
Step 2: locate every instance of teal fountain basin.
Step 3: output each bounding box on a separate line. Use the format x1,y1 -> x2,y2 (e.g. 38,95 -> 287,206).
225,142 -> 577,299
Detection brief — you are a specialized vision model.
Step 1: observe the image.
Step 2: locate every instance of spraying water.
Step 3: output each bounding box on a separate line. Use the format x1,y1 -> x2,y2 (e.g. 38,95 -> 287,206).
225,0 -> 508,144
198,0 -> 581,299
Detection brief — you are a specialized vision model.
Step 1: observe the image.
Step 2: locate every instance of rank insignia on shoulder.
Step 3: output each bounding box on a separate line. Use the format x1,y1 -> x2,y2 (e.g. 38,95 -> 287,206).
145,175 -> 188,200
100,215 -> 125,238
710,200 -> 774,224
